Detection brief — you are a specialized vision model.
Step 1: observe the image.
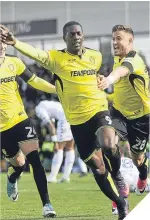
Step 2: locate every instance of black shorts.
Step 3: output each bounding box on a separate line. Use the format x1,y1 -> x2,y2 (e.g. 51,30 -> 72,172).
111,107 -> 150,154
71,111 -> 114,161
1,118 -> 38,158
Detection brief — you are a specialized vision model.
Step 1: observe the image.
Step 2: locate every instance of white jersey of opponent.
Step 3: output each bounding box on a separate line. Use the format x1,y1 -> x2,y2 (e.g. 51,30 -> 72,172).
35,101 -> 73,142
120,157 -> 150,192
120,157 -> 139,191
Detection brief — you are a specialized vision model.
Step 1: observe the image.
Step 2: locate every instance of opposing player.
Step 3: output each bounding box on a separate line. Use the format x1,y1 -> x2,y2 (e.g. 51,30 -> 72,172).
1,22 -> 128,219
112,156 -> 150,215
97,25 -> 150,194
0,39 -> 56,217
35,100 -> 75,183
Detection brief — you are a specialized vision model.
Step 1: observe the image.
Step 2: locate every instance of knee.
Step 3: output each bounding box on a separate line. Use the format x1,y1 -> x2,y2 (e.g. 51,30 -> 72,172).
9,153 -> 25,167
65,140 -> 74,151
132,153 -> 145,167
103,147 -> 117,158
15,157 -> 25,167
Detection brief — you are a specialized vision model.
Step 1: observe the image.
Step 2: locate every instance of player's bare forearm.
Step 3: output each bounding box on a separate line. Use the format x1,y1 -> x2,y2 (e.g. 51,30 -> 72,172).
107,67 -> 129,84
97,66 -> 128,90
47,121 -> 56,136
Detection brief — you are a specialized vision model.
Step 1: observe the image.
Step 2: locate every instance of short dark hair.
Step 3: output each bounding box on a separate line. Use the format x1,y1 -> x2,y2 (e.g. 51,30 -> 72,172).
112,25 -> 134,36
63,21 -> 83,36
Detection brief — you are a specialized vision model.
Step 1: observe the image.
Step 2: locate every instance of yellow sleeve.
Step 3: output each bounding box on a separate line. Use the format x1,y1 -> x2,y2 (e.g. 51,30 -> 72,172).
14,58 -> 26,75
14,40 -> 50,68
106,93 -> 114,102
27,74 -> 57,94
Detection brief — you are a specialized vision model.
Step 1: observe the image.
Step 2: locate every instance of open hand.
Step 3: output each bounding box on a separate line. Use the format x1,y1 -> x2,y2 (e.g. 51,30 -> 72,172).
0,24 -> 16,45
97,75 -> 110,90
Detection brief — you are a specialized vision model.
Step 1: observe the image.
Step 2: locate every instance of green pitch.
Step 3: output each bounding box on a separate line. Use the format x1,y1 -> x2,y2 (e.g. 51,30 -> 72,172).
0,173 -> 146,220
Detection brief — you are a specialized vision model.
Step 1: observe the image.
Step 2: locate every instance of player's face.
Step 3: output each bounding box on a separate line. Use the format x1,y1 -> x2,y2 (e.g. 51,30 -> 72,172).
64,25 -> 84,55
112,31 -> 133,57
0,42 -> 7,57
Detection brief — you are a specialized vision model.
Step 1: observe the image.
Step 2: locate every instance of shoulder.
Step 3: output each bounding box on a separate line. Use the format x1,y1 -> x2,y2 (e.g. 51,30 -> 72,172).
6,54 -> 25,65
123,51 -> 136,63
124,51 -> 145,67
47,49 -> 68,63
85,47 -> 102,56
47,49 -> 67,56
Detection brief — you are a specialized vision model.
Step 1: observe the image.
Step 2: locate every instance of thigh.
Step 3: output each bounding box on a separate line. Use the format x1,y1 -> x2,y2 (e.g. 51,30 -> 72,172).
94,111 -> 116,149
127,114 -> 150,154
57,121 -> 73,142
1,118 -> 38,158
110,107 -> 128,141
9,149 -> 25,167
71,120 -> 96,161
71,111 -> 113,161
1,128 -> 20,159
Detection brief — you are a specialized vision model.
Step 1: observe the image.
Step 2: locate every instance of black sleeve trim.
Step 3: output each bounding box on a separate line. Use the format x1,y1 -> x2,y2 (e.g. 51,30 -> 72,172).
121,62 -> 134,73
53,74 -> 63,91
129,73 -> 145,90
19,68 -> 34,82
5,54 -> 18,58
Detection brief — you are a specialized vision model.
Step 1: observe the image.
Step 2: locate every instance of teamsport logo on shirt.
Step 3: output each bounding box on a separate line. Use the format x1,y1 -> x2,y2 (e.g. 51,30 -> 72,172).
0,76 -> 16,84
71,69 -> 97,77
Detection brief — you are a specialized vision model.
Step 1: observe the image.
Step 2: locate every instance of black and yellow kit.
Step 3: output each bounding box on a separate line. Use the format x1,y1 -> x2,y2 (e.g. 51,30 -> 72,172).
0,55 -> 28,132
14,41 -> 113,160
14,42 -> 108,125
0,55 -> 37,158
111,51 -> 150,154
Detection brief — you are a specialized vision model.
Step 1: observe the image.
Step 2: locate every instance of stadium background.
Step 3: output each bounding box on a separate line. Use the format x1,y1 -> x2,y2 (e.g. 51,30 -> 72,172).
1,2 -> 150,220
0,1 -> 150,172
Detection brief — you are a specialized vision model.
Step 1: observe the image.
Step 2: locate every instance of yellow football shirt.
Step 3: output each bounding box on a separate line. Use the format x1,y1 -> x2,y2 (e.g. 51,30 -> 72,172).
113,52 -> 150,119
46,48 -> 108,125
14,42 -> 109,125
0,55 -> 28,132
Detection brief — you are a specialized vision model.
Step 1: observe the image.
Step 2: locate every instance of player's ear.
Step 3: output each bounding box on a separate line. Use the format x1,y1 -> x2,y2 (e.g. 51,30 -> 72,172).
63,35 -> 66,42
129,36 -> 133,44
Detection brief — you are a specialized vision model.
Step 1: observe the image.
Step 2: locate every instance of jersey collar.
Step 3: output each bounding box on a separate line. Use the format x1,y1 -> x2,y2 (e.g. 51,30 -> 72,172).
65,47 -> 86,58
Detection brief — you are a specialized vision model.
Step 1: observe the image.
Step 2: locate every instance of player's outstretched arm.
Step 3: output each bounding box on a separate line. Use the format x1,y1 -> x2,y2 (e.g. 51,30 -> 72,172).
27,74 -> 57,94
107,66 -> 129,84
97,67 -> 128,90
20,68 -> 57,94
0,24 -> 49,66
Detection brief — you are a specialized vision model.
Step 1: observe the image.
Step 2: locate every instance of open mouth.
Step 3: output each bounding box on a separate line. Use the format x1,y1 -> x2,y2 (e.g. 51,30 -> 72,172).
73,42 -> 80,47
114,47 -> 119,52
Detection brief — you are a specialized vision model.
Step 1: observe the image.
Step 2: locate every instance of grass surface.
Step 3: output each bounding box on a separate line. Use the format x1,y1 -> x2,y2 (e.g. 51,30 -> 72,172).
0,173 -> 147,220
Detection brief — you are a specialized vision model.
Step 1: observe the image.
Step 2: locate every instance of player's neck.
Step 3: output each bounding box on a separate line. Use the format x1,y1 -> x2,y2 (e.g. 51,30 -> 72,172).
67,48 -> 83,56
119,48 -> 134,60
